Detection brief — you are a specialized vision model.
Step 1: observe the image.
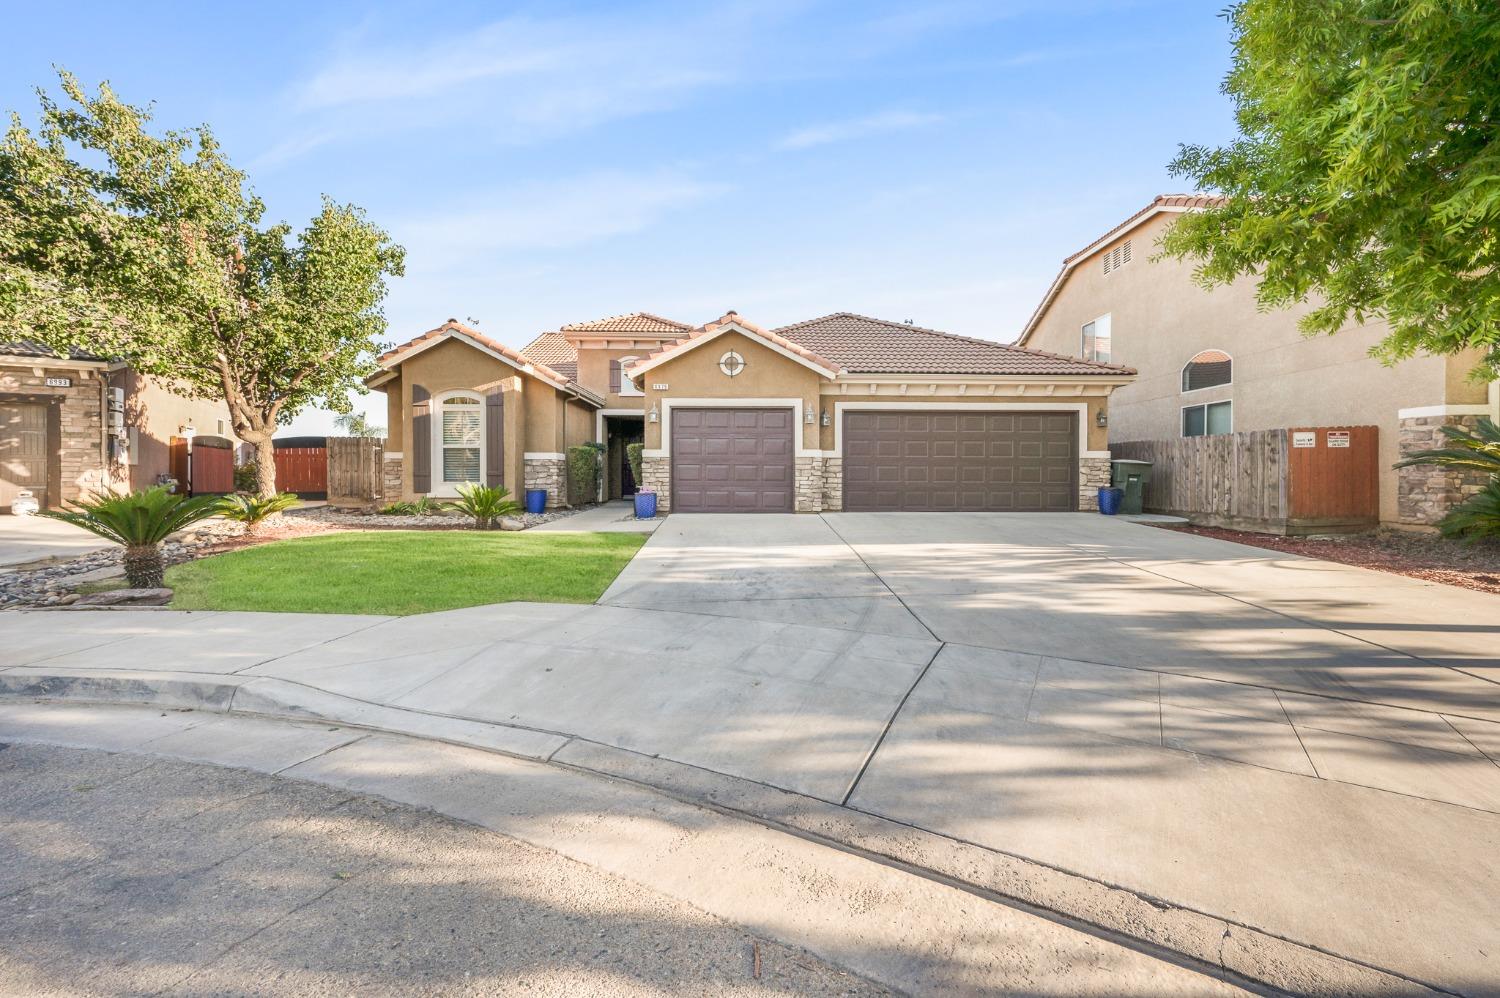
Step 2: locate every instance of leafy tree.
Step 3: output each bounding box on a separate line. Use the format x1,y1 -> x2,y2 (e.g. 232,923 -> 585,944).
333,411 -> 385,438
42,486 -> 226,588
1162,2 -> 1500,378
0,72 -> 405,496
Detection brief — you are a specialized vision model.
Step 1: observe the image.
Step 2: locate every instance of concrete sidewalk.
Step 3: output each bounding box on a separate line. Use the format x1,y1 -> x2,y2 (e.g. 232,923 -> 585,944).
2,512 -> 1497,994
530,500 -> 660,533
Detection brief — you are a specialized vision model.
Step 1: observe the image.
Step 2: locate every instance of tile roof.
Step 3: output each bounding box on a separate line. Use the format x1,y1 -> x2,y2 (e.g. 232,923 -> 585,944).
377,319 -> 603,406
518,331 -> 578,381
1016,193 -> 1228,346
773,313 -> 1134,376
559,312 -> 693,335
0,341 -> 106,362
628,311 -> 843,378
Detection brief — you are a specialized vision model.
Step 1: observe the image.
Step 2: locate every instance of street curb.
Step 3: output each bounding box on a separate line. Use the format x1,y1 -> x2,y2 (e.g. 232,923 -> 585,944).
0,668 -> 1454,998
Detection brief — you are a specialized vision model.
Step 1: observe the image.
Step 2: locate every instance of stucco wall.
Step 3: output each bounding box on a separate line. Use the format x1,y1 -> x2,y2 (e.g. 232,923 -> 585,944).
111,370 -> 239,490
576,344 -> 660,410
640,331 -> 823,452
1024,211 -> 1492,523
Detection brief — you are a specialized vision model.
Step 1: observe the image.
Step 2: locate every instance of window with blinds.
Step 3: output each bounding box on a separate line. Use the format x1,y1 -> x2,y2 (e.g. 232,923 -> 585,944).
440,397 -> 482,483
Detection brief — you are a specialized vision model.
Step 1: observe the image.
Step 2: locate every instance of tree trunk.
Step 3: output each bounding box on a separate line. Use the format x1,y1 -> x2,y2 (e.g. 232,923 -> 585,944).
123,544 -> 165,589
254,436 -> 278,499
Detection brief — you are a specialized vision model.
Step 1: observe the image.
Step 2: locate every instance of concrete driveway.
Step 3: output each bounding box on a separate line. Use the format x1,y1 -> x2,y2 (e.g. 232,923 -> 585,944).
5,512 -> 1499,993
0,514 -> 109,568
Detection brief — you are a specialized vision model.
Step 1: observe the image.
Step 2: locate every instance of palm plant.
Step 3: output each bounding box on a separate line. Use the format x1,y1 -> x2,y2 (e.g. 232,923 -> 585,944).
444,483 -> 520,529
220,492 -> 300,536
41,486 -> 227,588
1395,417 -> 1500,540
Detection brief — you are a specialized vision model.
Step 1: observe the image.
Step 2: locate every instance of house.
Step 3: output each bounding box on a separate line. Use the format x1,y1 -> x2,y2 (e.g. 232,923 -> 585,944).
1016,195 -> 1500,526
369,311 -> 1134,513
1,342 -> 239,512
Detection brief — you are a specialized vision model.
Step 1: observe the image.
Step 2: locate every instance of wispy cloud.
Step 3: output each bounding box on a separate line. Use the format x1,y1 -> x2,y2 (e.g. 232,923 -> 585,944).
395,169 -> 730,265
776,109 -> 947,150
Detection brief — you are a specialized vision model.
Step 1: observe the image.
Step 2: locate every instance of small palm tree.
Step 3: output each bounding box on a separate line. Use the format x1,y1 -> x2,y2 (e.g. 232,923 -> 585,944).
41,486 -> 227,588
1395,417 -> 1500,540
444,483 -> 520,530
220,492 -> 300,536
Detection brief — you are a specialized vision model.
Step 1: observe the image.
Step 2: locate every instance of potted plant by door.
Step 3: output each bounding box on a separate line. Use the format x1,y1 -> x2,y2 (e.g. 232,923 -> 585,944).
626,443 -> 655,518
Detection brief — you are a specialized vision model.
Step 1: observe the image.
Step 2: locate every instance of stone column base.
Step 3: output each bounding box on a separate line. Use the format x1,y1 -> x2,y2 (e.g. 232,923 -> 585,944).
1078,455 -> 1111,511
821,457 -> 843,511
1398,415 -> 1488,524
641,455 -> 671,513
795,455 -> 826,512
523,458 -> 566,508
382,454 -> 403,501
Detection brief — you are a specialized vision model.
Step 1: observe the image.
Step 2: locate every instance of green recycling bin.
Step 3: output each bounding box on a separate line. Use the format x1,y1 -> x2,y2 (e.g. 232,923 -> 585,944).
1109,459 -> 1153,515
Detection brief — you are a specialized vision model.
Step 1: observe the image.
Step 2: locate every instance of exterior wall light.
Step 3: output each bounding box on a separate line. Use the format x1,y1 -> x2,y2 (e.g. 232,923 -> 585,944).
805,405 -> 816,425
648,403 -> 660,423
821,410 -> 831,427
1096,410 -> 1108,428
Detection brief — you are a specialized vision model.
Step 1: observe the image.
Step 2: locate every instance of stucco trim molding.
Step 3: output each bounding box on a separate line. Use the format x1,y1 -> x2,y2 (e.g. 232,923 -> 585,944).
654,398 -> 822,458
594,407 -> 645,445
831,400 -> 1093,459
1396,404 -> 1491,420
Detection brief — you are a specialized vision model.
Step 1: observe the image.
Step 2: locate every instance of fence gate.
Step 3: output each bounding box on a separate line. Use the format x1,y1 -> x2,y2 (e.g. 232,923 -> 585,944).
273,446 -> 328,499
327,437 -> 385,504
169,435 -> 234,496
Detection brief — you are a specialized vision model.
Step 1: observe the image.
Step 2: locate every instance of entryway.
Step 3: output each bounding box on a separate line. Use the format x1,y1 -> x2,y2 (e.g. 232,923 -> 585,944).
601,413 -> 644,501
0,400 -> 53,512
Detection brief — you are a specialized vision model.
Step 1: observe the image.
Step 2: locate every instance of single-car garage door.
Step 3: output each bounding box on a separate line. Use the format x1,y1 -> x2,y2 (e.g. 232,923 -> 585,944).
843,410 -> 1077,512
671,407 -> 794,513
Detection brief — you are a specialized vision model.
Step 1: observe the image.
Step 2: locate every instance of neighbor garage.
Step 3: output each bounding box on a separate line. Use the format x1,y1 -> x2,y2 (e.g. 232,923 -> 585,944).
842,410 -> 1078,512
671,407 -> 794,513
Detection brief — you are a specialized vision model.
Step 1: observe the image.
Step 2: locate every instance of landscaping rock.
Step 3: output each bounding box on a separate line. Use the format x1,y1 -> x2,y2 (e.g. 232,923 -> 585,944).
73,587 -> 172,607
497,517 -> 526,531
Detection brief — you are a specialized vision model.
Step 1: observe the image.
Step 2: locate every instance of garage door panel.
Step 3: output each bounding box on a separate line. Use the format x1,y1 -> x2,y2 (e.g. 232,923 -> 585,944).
843,409 -> 1077,512
671,407 -> 795,513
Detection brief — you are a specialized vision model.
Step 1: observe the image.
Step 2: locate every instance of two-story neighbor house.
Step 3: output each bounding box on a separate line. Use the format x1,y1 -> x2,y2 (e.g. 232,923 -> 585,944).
2,342 -> 240,512
369,311 -> 1135,513
1016,195 -> 1500,526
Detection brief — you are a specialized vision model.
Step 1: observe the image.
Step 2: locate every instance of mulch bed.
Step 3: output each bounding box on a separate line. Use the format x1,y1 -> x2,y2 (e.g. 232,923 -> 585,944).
1159,524 -> 1500,595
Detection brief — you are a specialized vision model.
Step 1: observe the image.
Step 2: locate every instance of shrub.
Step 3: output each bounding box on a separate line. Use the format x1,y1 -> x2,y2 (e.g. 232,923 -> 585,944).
220,492 -> 299,535
626,442 -> 645,491
444,483 -> 520,529
380,496 -> 436,516
568,443 -> 604,506
1395,417 -> 1500,540
41,486 -> 226,588
233,461 -> 258,493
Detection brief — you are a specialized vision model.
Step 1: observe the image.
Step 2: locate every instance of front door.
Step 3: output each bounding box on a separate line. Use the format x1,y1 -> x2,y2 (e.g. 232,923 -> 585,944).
0,402 -> 50,511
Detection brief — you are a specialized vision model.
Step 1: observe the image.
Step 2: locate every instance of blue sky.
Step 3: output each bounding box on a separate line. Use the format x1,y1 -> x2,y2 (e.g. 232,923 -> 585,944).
2,1 -> 1238,435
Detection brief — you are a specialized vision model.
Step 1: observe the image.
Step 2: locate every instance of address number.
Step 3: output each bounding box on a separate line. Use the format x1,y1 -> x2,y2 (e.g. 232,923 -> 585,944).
651,383 -> 670,391
44,376 -> 72,388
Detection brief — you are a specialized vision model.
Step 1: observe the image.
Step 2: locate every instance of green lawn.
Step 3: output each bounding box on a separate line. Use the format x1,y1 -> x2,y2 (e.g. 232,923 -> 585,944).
166,530 -> 647,615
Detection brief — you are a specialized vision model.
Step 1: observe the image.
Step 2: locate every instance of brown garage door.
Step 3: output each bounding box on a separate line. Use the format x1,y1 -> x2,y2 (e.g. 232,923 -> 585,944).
671,407 -> 794,513
1,401 -> 51,512
843,410 -> 1077,512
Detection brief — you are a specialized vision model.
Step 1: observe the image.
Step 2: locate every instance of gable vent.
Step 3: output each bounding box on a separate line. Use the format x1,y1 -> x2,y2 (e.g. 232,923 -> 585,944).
1103,239 -> 1133,275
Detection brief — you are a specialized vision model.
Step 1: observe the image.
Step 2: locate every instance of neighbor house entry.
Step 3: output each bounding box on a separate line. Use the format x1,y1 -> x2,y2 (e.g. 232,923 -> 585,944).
0,399 -> 53,511
670,407 -> 794,513
842,410 -> 1078,512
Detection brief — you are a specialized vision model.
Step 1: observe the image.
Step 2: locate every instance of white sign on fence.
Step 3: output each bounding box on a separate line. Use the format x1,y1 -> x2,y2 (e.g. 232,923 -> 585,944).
1292,431 -> 1316,448
1327,431 -> 1350,448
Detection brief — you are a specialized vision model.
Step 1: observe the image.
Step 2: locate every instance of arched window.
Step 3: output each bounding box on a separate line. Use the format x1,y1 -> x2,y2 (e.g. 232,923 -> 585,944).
435,392 -> 483,490
1182,350 -> 1232,392
616,356 -> 643,397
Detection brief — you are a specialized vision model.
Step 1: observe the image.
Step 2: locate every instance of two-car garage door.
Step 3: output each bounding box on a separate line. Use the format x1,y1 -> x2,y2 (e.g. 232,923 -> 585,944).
669,406 -> 1078,513
843,410 -> 1077,512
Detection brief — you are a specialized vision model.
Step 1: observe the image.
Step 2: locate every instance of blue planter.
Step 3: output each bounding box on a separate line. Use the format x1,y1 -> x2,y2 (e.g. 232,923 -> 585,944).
633,491 -> 658,519
1097,486 -> 1124,515
524,489 -> 547,515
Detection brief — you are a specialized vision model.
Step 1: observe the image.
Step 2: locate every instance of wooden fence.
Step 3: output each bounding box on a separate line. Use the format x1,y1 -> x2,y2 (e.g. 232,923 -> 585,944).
169,435 -> 235,496
328,437 -> 385,505
1113,425 -> 1378,534
273,446 -> 327,499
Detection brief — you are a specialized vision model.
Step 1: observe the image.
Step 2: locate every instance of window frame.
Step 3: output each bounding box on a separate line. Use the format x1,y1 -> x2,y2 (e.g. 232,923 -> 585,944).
1080,313 -> 1112,364
616,356 -> 643,397
431,390 -> 485,495
1181,350 -> 1234,394
1181,400 -> 1232,438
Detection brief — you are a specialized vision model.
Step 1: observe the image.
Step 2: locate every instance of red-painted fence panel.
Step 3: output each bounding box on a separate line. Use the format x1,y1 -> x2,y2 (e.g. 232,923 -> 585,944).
274,447 -> 328,497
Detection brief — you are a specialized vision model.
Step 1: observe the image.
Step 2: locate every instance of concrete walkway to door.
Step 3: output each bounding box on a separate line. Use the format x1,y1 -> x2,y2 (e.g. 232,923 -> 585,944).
4,512 -> 1499,994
